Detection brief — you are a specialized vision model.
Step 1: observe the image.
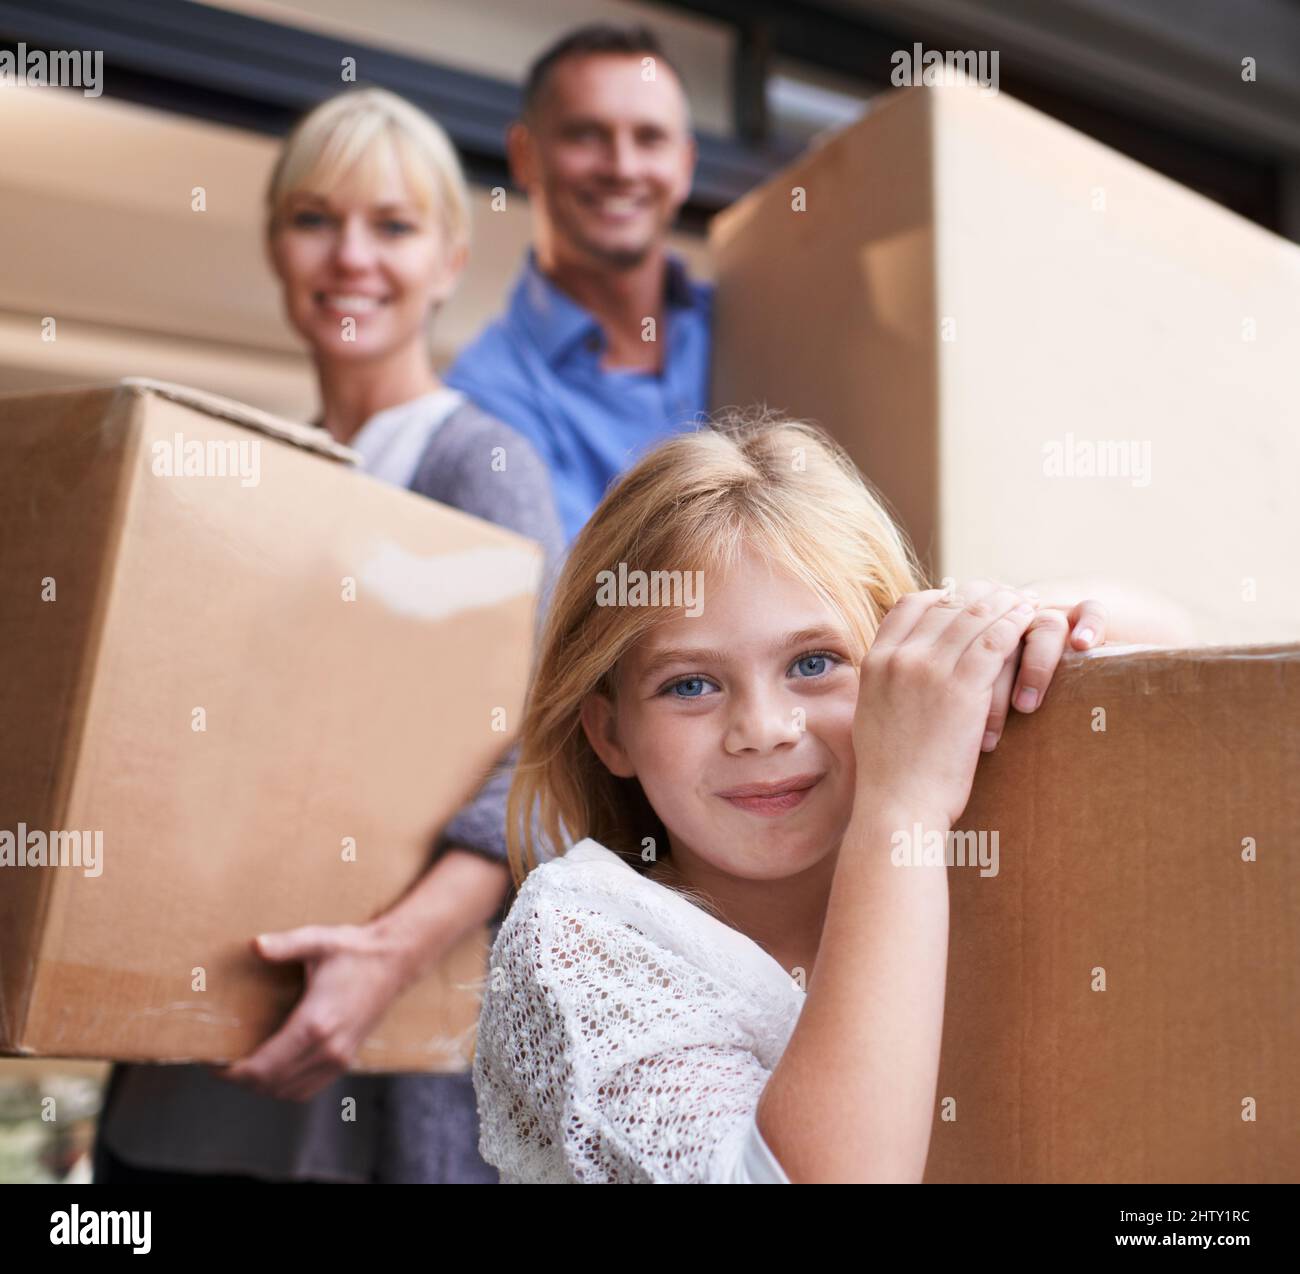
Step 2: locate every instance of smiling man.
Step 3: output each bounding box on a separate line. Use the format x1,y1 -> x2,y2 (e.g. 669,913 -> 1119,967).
446,24 -> 712,543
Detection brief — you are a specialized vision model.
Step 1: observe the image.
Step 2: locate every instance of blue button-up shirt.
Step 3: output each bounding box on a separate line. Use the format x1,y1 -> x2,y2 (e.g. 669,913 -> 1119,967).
446,250 -> 713,544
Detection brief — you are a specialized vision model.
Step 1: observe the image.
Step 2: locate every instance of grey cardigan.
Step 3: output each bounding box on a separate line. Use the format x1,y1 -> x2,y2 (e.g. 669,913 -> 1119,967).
414,401 -> 565,903
95,398 -> 567,1183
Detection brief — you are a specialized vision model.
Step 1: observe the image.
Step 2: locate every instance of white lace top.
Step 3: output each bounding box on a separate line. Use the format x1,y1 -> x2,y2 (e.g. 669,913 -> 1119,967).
472,837 -> 805,1183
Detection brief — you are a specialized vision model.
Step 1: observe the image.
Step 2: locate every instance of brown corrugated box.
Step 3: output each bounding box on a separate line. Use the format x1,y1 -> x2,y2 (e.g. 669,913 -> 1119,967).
710,84 -> 1300,646
0,379 -> 543,1071
929,641 -> 1299,1183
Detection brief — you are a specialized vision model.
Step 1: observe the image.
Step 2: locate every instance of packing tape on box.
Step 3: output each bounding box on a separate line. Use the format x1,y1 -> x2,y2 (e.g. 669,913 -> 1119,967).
356,540 -> 542,621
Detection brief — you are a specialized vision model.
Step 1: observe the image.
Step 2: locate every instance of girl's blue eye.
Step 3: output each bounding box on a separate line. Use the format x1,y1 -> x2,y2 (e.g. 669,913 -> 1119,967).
379,220 -> 416,236
665,676 -> 714,699
659,651 -> 840,700
291,210 -> 328,229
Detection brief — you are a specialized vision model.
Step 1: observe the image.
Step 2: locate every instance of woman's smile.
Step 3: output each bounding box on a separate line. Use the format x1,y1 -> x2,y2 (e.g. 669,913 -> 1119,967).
313,290 -> 392,318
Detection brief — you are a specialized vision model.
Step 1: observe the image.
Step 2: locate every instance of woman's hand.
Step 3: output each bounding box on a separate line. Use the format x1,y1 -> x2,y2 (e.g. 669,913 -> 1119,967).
980,582 -> 1107,752
209,848 -> 508,1103
853,581 -> 1040,827
210,921 -> 413,1103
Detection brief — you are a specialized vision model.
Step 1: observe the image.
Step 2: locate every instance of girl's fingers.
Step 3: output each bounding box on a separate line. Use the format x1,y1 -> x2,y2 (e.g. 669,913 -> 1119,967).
982,647 -> 1021,751
909,578 -> 1007,651
1012,608 -> 1070,712
871,588 -> 950,652
1068,599 -> 1108,649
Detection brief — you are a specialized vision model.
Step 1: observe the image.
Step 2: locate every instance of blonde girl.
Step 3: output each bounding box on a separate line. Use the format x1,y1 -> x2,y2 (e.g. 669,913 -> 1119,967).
472,411 -> 1190,1183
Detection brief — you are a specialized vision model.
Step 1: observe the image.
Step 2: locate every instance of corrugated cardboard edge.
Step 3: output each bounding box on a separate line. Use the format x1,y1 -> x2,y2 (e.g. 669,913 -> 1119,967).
119,377 -> 358,465
10,388 -> 151,1055
1059,639 -> 1300,697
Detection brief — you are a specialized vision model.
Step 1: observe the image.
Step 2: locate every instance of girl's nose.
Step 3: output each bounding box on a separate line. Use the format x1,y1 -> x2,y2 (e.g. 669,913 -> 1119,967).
724,692 -> 804,753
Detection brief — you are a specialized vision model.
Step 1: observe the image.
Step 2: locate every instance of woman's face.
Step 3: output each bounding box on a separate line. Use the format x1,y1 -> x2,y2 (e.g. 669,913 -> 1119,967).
267,151 -> 463,364
581,547 -> 862,882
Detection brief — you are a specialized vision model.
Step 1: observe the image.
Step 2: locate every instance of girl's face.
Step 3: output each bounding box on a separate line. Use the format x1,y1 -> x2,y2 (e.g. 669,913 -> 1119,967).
581,547 -> 862,881
268,151 -> 464,364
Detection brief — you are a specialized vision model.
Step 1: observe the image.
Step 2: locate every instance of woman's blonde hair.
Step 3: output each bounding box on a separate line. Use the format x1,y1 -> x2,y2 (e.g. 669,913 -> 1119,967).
505,409 -> 929,888
265,87 -> 471,251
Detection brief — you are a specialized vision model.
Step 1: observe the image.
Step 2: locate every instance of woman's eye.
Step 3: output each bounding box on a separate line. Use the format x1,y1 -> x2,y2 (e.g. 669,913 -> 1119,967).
290,210 -> 328,229
378,219 -> 416,236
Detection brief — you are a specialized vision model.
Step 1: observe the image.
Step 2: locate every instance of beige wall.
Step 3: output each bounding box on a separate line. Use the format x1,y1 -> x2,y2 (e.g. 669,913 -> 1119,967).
0,82 -> 710,422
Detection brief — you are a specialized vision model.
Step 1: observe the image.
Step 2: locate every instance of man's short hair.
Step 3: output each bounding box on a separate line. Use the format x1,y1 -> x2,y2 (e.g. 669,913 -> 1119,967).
521,23 -> 685,121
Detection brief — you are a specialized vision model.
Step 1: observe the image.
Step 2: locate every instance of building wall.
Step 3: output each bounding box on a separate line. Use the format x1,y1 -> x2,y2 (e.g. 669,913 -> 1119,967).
0,11 -> 713,422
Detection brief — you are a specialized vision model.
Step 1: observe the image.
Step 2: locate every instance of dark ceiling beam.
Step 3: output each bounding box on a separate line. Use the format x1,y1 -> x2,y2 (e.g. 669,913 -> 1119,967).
0,0 -> 796,226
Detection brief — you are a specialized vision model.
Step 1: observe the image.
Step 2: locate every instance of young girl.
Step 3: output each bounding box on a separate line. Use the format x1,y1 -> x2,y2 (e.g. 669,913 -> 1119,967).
472,412 -> 1188,1184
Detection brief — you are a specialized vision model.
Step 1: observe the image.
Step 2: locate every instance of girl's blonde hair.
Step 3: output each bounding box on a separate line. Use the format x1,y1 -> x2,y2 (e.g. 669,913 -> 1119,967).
265,87 -> 471,251
505,409 -> 929,887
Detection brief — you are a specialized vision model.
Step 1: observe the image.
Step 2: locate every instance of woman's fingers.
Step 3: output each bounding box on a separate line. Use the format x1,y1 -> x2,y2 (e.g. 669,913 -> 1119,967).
270,1057 -> 348,1104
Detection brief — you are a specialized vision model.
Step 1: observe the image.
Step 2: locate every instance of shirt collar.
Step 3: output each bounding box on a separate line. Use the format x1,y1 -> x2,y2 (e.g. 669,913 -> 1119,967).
512,248 -> 701,367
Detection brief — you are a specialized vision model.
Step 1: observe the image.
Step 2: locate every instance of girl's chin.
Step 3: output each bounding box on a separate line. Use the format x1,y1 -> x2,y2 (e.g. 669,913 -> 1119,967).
705,838 -> 832,882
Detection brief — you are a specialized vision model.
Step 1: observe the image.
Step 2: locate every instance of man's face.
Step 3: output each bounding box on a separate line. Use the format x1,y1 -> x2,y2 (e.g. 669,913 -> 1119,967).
512,52 -> 696,269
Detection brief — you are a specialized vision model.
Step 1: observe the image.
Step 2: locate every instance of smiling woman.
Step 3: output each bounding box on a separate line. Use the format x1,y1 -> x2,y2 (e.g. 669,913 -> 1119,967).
263,88 -> 471,396
91,86 -> 566,1188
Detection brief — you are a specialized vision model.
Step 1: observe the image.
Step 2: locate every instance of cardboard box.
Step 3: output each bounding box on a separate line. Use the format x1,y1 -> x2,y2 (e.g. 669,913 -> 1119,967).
0,379 -> 543,1071
929,641 -> 1300,1183
710,85 -> 1300,645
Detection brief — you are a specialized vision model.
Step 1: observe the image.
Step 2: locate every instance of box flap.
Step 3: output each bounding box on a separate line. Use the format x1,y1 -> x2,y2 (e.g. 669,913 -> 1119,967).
119,377 -> 358,464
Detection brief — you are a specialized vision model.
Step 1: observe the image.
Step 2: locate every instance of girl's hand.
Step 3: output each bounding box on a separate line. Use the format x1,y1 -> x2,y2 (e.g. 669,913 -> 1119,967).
853,581 -> 1040,827
210,922 -> 412,1102
979,582 -> 1108,752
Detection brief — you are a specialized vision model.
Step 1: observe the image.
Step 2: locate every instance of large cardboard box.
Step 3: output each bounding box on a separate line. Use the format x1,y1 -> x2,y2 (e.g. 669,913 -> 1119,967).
0,380 -> 543,1071
710,85 -> 1300,645
932,641 -> 1300,1183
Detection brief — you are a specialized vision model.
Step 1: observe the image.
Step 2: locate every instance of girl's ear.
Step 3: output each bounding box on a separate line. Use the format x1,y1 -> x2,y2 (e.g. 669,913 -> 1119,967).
579,692 -> 636,779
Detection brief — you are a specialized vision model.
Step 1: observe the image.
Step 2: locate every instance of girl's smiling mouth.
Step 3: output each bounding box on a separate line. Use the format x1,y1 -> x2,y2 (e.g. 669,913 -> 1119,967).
717,773 -> 823,817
